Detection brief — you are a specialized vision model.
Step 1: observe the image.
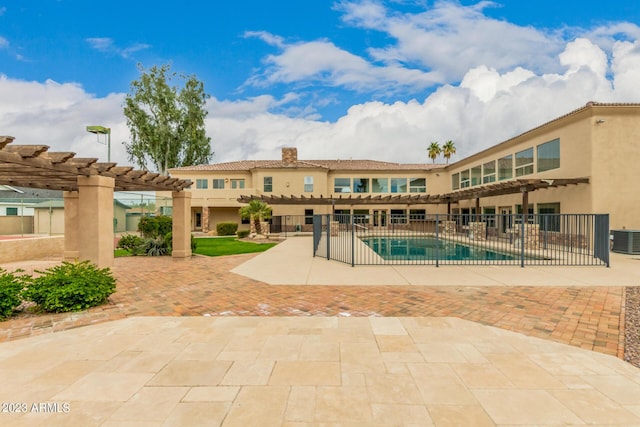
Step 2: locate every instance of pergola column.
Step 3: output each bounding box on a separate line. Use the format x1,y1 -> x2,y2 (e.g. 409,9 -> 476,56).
521,188 -> 529,215
172,191 -> 192,259
77,175 -> 115,268
63,190 -> 79,260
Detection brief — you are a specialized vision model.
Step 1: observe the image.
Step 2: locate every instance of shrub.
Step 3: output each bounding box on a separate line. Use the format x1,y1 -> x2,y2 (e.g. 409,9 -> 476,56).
145,237 -> 169,256
237,229 -> 250,238
138,215 -> 172,238
191,234 -> 198,252
155,215 -> 173,237
22,261 -> 116,313
117,234 -> 146,255
0,268 -> 27,320
217,222 -> 238,236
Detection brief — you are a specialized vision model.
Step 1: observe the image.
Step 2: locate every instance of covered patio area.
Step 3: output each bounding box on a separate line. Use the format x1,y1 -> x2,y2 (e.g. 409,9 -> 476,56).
0,135 -> 193,267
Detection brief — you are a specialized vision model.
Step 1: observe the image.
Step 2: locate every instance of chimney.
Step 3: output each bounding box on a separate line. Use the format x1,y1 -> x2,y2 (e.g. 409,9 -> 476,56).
282,147 -> 297,164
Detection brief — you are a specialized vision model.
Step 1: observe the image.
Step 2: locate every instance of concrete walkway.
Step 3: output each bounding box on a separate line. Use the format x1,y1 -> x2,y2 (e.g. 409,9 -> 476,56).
232,236 -> 640,287
1,237 -> 639,426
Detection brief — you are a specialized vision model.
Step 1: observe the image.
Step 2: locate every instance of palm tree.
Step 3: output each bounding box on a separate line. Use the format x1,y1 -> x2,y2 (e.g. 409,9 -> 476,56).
239,200 -> 272,235
442,140 -> 456,164
427,141 -> 441,163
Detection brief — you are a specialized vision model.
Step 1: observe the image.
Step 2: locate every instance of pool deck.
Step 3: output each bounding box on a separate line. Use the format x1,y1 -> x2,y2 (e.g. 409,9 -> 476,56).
232,236 -> 640,287
1,236 -> 640,426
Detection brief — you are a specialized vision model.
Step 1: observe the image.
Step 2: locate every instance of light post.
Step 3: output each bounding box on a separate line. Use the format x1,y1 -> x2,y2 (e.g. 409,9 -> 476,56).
86,125 -> 111,162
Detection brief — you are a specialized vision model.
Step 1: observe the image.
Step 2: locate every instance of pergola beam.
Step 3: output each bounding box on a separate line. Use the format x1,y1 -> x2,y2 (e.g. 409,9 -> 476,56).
0,136 -> 192,192
238,178 -> 590,206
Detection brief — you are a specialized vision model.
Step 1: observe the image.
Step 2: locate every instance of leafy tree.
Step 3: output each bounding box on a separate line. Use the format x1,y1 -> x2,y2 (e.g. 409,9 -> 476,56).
239,200 -> 272,235
427,141 -> 441,163
123,63 -> 213,175
442,140 -> 456,164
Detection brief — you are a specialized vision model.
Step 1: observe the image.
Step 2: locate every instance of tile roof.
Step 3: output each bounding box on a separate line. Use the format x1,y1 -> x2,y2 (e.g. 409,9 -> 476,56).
170,159 -> 443,172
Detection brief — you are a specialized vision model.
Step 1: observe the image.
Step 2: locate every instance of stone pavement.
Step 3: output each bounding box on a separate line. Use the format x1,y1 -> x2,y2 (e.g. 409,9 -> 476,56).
0,249 -> 629,358
2,316 -> 640,426
1,237 -> 639,425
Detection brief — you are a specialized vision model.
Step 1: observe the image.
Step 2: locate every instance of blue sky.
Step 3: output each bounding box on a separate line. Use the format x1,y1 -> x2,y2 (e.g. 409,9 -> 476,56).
1,1 -> 640,167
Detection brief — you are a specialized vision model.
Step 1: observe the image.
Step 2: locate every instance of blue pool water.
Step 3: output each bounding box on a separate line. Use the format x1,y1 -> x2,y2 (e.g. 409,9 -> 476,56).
361,236 -> 518,261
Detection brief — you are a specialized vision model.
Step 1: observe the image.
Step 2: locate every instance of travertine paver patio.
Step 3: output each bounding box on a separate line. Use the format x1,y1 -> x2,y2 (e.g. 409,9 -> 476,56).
2,316 -> 640,426
1,237 -> 639,426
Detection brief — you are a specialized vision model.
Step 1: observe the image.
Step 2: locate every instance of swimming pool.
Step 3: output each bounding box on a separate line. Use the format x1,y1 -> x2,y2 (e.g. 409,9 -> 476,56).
360,236 -> 519,261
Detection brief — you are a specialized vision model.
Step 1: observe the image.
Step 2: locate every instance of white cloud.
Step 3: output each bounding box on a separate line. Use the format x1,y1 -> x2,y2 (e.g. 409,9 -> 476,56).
339,0 -> 562,79
559,38 -> 608,77
246,1 -> 640,100
244,31 -> 285,49
86,37 -> 114,52
207,36 -> 632,165
460,66 -> 534,103
86,37 -> 150,58
3,1 -> 640,175
611,40 -> 640,99
0,75 -> 129,165
245,39 -> 441,93
1,32 -> 636,173
0,36 -> 8,49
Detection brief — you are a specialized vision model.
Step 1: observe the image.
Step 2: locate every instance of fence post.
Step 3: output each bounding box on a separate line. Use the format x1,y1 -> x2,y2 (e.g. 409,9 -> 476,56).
435,214 -> 440,267
351,214 -> 355,267
520,213 -> 525,268
326,214 -> 331,261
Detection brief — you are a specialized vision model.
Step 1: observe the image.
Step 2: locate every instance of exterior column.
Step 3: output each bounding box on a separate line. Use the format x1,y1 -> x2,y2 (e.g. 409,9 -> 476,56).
63,190 -> 80,260
172,191 -> 192,259
201,205 -> 209,233
77,175 -> 115,268
521,188 -> 529,217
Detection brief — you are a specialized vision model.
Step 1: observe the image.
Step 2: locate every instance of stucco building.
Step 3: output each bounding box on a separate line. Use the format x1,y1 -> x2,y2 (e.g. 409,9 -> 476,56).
168,102 -> 640,233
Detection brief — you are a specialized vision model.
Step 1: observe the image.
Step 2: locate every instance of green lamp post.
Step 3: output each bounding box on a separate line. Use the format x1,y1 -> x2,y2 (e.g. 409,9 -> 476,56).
86,125 -> 111,162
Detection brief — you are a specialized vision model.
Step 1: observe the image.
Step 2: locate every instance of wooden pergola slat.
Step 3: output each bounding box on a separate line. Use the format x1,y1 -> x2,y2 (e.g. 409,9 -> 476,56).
238,178 -> 590,205
0,136 -> 192,192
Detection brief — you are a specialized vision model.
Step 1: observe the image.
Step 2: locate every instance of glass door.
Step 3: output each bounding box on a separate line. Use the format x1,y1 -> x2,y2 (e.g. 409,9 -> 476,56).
499,206 -> 512,236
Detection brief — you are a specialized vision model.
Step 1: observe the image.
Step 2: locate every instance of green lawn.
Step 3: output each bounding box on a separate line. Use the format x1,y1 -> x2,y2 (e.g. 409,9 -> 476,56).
193,237 -> 277,257
114,248 -> 130,257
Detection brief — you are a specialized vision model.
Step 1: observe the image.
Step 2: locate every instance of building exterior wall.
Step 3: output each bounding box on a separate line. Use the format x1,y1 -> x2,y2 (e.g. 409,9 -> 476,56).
207,207 -> 247,232
0,216 -> 34,234
33,204 -> 129,235
114,204 -> 127,233
255,169 -> 329,197
589,107 -> 640,230
34,207 -> 65,235
168,104 -> 640,232
445,107 -> 595,216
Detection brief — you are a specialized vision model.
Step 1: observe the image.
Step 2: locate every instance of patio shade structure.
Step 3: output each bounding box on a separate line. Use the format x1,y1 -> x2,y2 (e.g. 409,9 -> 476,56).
237,177 -> 590,211
0,135 -> 193,267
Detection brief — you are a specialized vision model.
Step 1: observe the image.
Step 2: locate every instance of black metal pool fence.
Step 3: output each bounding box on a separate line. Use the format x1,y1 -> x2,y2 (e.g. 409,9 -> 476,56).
312,213 -> 610,267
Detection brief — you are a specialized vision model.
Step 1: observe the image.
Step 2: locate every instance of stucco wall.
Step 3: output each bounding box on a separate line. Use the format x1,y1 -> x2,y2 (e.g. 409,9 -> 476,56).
0,236 -> 64,263
590,107 -> 640,230
0,216 -> 34,234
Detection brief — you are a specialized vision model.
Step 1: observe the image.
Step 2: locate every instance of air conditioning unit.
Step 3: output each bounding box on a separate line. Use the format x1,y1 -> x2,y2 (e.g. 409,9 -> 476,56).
612,230 -> 640,255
